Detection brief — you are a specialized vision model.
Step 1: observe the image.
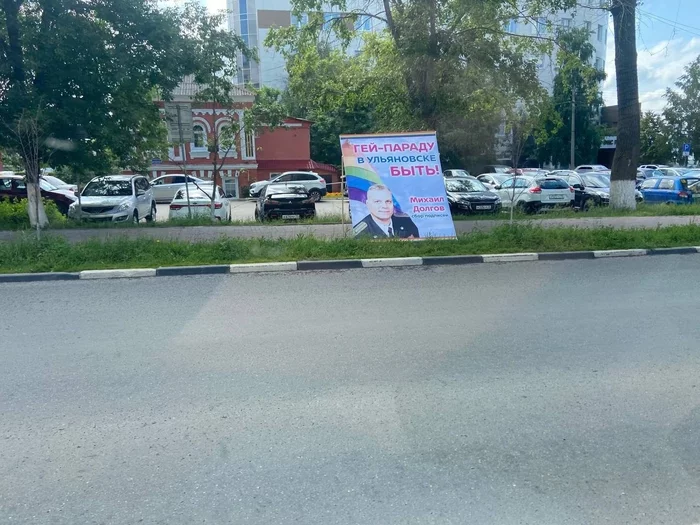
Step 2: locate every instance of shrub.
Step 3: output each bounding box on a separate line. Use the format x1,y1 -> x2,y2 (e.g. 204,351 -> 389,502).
0,198 -> 66,229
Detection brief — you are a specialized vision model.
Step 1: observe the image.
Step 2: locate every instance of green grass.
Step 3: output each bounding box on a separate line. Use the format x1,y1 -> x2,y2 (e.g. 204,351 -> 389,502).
2,224 -> 700,273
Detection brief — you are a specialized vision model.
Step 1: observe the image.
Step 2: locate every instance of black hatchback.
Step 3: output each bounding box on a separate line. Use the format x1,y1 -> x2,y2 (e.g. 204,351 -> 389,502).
444,177 -> 501,214
255,183 -> 316,221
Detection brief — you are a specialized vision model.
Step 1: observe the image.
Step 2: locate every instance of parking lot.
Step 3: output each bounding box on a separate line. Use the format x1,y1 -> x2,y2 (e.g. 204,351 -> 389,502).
155,198 -> 349,222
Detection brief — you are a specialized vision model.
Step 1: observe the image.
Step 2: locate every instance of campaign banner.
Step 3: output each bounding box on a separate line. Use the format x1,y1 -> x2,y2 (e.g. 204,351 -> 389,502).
340,132 -> 456,239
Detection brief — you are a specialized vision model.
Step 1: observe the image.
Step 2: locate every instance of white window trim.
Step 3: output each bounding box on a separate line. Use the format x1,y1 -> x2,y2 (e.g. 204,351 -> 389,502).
237,109 -> 256,160
190,123 -> 209,158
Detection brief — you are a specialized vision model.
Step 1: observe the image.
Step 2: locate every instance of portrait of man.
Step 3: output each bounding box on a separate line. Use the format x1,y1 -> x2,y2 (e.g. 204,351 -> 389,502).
353,184 -> 420,239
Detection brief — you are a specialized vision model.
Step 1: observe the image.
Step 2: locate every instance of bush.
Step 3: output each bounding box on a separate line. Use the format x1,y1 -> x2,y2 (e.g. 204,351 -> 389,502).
240,185 -> 250,198
0,198 -> 66,229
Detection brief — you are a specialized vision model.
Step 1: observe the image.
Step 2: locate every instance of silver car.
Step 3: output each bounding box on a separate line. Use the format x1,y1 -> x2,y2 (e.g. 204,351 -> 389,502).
249,171 -> 327,201
150,174 -> 204,203
69,175 -> 156,223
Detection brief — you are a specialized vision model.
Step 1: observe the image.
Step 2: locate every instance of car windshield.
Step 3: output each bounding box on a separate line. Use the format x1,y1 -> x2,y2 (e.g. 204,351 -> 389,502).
487,174 -> 509,183
39,179 -> 57,191
445,179 -> 488,192
581,175 -> 608,188
266,184 -> 307,195
492,166 -> 510,173
449,169 -> 470,177
82,179 -> 132,196
174,188 -> 213,200
537,178 -> 569,189
42,175 -> 67,187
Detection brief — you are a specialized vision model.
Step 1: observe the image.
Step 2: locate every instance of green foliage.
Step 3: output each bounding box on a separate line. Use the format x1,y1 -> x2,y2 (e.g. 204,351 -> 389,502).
265,0 -> 573,170
532,29 -> 606,167
0,198 -> 65,229
640,112 -> 674,165
3,223 -> 700,273
663,55 -> 700,163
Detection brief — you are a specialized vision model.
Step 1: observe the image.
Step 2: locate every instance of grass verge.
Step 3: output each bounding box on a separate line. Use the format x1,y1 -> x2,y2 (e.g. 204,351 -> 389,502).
2,224 -> 700,274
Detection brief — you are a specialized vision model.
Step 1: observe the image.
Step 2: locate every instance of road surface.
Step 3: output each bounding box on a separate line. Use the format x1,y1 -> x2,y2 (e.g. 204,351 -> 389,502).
2,256 -> 700,524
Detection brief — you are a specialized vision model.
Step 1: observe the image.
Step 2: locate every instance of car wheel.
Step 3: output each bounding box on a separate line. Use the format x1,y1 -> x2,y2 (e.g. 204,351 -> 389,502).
56,202 -> 70,216
146,202 -> 156,222
309,189 -> 321,202
516,201 -> 528,214
132,209 -> 139,224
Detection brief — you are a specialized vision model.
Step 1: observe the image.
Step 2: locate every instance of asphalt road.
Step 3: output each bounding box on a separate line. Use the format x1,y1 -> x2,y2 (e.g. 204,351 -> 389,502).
2,257 -> 700,524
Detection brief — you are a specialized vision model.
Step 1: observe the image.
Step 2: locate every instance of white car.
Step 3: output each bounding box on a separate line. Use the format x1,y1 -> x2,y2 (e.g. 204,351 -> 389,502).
657,167 -> 694,177
476,173 -> 510,190
150,174 -> 204,203
69,175 -> 156,223
494,175 -> 574,213
639,164 -> 668,170
248,171 -> 327,201
41,174 -> 77,193
575,164 -> 609,172
168,184 -> 231,221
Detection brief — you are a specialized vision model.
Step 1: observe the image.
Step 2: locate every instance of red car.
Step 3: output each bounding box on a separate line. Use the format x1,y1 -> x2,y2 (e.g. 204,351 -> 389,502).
0,174 -> 76,215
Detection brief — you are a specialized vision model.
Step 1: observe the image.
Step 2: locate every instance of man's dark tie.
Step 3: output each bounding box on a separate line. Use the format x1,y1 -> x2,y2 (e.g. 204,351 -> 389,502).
388,226 -> 393,237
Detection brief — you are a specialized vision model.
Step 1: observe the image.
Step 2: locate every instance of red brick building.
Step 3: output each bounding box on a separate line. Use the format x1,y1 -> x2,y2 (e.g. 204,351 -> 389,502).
148,77 -> 338,197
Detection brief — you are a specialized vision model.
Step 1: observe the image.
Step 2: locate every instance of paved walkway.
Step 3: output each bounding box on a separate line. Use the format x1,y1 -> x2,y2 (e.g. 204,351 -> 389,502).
1,215 -> 698,243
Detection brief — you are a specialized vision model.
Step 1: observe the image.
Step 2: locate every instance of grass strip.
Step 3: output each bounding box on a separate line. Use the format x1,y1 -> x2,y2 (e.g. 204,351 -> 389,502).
1,224 -> 700,274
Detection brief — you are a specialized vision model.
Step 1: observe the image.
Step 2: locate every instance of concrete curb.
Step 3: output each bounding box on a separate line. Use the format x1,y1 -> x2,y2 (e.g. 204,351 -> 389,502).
2,247 -> 699,283
80,269 -> 157,279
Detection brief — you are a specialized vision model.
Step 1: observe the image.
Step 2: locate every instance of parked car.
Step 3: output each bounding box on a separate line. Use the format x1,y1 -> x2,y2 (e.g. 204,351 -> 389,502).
255,184 -> 316,221
520,168 -> 550,177
443,169 -> 471,178
168,184 -> 231,221
494,175 -> 574,213
657,167 -> 695,178
444,177 -> 501,214
638,176 -> 696,204
69,175 -> 156,223
0,174 -> 76,215
476,173 -> 510,190
575,164 -> 609,172
639,164 -> 668,170
249,172 -> 327,201
560,172 -> 643,208
150,174 -> 204,203
41,174 -> 77,193
482,164 -> 512,174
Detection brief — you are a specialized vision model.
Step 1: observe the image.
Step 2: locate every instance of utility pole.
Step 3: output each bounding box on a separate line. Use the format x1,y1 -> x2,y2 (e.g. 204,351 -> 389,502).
570,80 -> 576,170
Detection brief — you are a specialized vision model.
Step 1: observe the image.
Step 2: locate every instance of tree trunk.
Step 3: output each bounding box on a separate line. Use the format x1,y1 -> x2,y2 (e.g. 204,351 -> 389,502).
609,0 -> 640,209
26,180 -> 49,230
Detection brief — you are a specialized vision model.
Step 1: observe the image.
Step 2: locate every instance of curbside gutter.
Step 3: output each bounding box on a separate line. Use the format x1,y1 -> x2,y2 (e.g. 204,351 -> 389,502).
2,247 -> 699,283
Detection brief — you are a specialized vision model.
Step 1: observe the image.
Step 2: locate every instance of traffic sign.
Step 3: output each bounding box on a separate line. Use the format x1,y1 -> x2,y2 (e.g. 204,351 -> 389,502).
682,143 -> 691,157
164,103 -> 193,144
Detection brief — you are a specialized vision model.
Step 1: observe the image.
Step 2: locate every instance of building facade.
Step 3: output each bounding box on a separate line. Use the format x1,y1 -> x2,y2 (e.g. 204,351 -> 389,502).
509,3 -> 609,93
227,0 -> 384,89
146,77 -> 338,197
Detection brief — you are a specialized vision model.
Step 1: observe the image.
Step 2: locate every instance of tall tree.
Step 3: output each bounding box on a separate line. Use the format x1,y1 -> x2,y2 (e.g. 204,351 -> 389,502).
663,55 -> 700,165
639,111 -> 673,165
609,0 -> 640,209
533,28 -> 605,168
266,0 -> 569,169
0,0 -> 195,228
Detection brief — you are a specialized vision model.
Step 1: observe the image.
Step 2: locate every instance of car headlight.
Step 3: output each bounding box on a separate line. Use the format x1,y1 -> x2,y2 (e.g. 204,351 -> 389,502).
117,202 -> 131,211
494,197 -> 501,204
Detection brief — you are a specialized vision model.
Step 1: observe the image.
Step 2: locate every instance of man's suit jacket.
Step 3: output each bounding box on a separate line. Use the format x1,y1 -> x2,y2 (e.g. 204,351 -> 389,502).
353,214 -> 420,239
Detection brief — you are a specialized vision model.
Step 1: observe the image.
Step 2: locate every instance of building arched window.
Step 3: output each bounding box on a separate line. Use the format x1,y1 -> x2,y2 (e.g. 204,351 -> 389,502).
193,124 -> 206,148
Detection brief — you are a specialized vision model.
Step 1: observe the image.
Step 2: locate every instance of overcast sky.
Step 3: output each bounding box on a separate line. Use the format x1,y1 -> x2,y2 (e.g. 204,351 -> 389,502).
204,0 -> 700,114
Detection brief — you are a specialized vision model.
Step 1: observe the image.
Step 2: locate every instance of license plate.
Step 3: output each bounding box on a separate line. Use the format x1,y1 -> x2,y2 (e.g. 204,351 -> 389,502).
282,214 -> 300,219
549,195 -> 565,200
475,205 -> 492,210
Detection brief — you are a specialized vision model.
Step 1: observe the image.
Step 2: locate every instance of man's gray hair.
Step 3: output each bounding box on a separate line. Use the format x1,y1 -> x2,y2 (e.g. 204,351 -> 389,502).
366,184 -> 392,196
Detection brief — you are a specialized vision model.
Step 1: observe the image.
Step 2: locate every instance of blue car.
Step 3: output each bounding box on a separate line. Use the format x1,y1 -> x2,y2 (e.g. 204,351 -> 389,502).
638,176 -> 698,204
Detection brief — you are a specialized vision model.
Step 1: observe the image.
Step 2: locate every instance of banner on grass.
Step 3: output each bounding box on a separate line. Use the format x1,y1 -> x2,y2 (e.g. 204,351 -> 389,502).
340,132 -> 456,239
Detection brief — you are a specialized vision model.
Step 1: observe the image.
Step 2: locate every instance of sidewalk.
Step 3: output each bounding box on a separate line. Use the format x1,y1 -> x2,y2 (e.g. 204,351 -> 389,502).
0,215 -> 698,243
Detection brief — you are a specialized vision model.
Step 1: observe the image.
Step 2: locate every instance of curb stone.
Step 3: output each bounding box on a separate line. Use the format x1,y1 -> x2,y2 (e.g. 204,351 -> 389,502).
2,247 -> 699,283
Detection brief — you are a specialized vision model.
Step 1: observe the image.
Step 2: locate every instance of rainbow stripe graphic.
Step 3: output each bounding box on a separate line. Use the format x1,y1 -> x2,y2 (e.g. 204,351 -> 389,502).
341,139 -> 403,212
